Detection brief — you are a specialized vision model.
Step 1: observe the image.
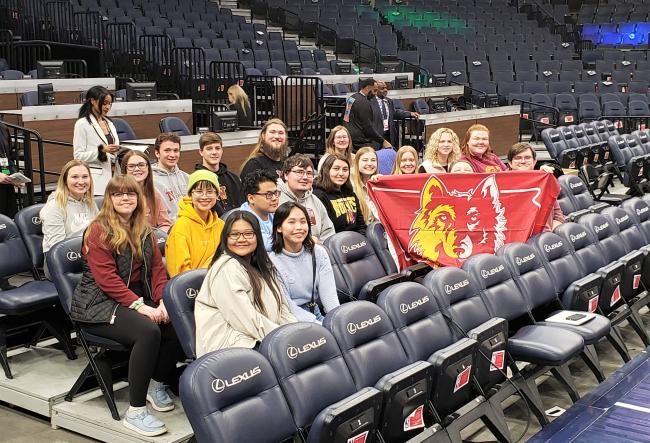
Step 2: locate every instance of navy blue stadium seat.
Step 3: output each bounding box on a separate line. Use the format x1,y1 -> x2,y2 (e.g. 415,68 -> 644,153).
323,231 -> 405,303
259,323 -> 382,443
162,269 -> 206,360
180,349 -> 298,443
323,301 -> 436,442
159,116 -> 191,136
111,117 -> 137,141
365,221 -> 397,274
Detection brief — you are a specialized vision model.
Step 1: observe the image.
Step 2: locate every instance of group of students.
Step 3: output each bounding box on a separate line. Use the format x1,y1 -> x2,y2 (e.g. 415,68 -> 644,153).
31,85 -> 565,437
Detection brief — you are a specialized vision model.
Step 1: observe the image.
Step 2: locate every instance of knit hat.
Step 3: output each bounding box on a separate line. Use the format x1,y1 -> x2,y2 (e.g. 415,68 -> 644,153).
376,148 -> 397,175
187,169 -> 220,194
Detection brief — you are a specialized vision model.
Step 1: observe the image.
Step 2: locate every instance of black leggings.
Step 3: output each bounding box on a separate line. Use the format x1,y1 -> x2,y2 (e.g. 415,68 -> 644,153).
83,305 -> 184,407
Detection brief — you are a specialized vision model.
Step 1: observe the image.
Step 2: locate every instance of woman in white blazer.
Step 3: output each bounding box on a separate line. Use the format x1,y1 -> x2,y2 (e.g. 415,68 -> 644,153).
73,86 -> 120,195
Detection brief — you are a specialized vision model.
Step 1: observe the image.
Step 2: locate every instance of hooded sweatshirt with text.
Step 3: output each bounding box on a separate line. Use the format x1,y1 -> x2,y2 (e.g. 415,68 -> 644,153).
152,163 -> 190,221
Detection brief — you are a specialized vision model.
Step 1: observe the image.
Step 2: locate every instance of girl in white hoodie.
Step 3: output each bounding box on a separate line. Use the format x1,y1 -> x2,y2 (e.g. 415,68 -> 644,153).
40,160 -> 98,276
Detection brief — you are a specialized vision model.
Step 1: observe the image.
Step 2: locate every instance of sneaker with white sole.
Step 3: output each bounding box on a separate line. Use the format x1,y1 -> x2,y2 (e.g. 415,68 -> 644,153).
123,408 -> 167,437
146,385 -> 175,412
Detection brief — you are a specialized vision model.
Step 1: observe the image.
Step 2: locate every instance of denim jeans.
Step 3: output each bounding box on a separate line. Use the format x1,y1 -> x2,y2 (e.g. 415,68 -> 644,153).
300,303 -> 324,321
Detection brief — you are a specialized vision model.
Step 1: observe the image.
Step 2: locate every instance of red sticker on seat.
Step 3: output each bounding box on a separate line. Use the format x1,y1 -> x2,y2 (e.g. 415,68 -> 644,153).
633,274 -> 641,290
348,430 -> 369,443
490,350 -> 505,371
588,296 -> 599,313
403,405 -> 425,432
565,115 -> 574,123
454,366 -> 472,393
541,117 -> 550,124
610,285 -> 621,306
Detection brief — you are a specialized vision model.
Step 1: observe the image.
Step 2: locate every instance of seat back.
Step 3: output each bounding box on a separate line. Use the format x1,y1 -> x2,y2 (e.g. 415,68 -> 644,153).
163,269 -> 206,359
558,175 -> 593,211
112,117 -> 137,141
14,204 -> 46,270
324,301 -> 409,389
377,282 -> 478,417
324,231 -> 388,301
601,206 -> 646,252
621,197 -> 650,242
159,116 -> 191,136
423,267 -> 492,336
21,91 -> 38,107
377,282 -> 455,363
556,179 -> 577,215
541,127 -> 566,160
462,254 -> 529,321
555,221 -> 607,273
365,221 -> 398,274
259,323 -> 358,428
578,212 -> 626,262
45,236 -> 84,315
529,232 -> 582,294
179,349 -> 297,443
498,242 -> 556,309
0,214 -> 33,278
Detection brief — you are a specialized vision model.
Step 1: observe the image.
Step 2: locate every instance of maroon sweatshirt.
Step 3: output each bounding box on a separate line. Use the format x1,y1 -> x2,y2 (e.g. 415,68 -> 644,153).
462,153 -> 508,173
85,224 -> 167,306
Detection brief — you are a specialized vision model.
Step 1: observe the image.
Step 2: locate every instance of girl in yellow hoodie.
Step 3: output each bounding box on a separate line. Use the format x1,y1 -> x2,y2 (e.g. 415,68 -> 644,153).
166,170 -> 225,277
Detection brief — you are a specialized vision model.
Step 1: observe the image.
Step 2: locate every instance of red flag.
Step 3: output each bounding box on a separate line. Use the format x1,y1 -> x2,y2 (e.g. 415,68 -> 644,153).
367,171 -> 560,269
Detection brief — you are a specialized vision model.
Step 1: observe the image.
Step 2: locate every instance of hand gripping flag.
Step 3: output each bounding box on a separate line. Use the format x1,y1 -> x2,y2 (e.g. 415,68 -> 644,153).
367,171 -> 560,269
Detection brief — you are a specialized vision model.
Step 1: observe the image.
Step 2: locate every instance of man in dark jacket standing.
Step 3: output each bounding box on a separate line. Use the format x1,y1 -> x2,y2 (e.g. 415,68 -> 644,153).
371,80 -> 419,149
343,78 -> 393,151
195,132 -> 245,216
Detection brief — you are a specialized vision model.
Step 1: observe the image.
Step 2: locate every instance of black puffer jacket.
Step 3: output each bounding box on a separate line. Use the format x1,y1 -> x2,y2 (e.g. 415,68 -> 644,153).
70,232 -> 155,324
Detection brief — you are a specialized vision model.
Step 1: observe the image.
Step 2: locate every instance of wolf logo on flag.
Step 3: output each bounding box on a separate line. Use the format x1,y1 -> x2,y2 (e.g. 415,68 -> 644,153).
366,171 -> 560,269
409,175 -> 507,263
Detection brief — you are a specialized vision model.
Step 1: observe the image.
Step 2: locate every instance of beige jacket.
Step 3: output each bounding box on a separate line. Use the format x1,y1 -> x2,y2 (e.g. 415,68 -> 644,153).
194,254 -> 296,356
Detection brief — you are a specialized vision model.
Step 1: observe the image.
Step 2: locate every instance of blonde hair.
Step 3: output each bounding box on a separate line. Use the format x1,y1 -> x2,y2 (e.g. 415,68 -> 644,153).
392,145 -> 418,175
83,175 -> 151,260
461,124 -> 492,157
54,160 -> 95,211
227,84 -> 250,116
242,118 -> 288,172
449,159 -> 474,173
424,127 -> 460,166
324,126 -> 353,164
351,147 -> 377,223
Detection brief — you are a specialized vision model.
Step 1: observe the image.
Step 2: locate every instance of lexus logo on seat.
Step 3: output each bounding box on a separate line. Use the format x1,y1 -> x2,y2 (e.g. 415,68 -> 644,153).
66,251 -> 80,261
340,241 -> 366,254
347,315 -> 381,334
31,216 -> 41,225
211,366 -> 261,393
185,288 -> 198,299
286,337 -> 327,359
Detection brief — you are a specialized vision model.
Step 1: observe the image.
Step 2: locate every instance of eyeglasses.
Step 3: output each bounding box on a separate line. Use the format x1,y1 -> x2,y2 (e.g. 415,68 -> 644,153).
334,134 -> 349,140
227,231 -> 256,240
125,162 -> 148,171
192,189 -> 217,197
111,191 -> 138,199
253,190 -> 281,200
513,155 -> 534,162
290,169 -> 314,178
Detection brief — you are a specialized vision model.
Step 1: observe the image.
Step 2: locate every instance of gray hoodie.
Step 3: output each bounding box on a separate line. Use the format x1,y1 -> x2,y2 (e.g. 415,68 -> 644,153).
40,194 -> 99,253
277,179 -> 335,241
151,163 -> 190,221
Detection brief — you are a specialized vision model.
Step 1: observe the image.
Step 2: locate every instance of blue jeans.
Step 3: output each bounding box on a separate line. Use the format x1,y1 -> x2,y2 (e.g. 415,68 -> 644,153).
300,303 -> 324,321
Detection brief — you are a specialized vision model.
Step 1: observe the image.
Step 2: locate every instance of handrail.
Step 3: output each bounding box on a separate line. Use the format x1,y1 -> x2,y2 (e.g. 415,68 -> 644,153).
448,80 -> 492,108
398,58 -> 430,87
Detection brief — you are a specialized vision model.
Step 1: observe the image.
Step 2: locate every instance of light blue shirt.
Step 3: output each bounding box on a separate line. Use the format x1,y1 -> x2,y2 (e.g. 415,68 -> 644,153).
269,245 -> 340,323
240,202 -> 274,251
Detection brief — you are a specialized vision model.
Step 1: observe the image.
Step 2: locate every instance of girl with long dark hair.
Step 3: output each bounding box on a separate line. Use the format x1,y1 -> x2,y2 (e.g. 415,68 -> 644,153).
73,85 -> 119,195
313,154 -> 366,234
194,210 -> 295,356
269,202 -> 340,322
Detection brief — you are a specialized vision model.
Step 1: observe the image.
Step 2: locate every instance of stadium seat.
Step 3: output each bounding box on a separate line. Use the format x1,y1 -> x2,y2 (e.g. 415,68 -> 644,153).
557,175 -> 609,217
462,254 -> 585,402
259,323 -> 383,443
180,348 -> 298,443
162,269 -> 206,360
159,116 -> 191,136
498,242 -> 612,382
324,301 -> 437,442
365,222 -> 397,274
323,231 -> 406,303
377,283 -> 513,441
46,236 -> 127,420
111,117 -> 137,141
